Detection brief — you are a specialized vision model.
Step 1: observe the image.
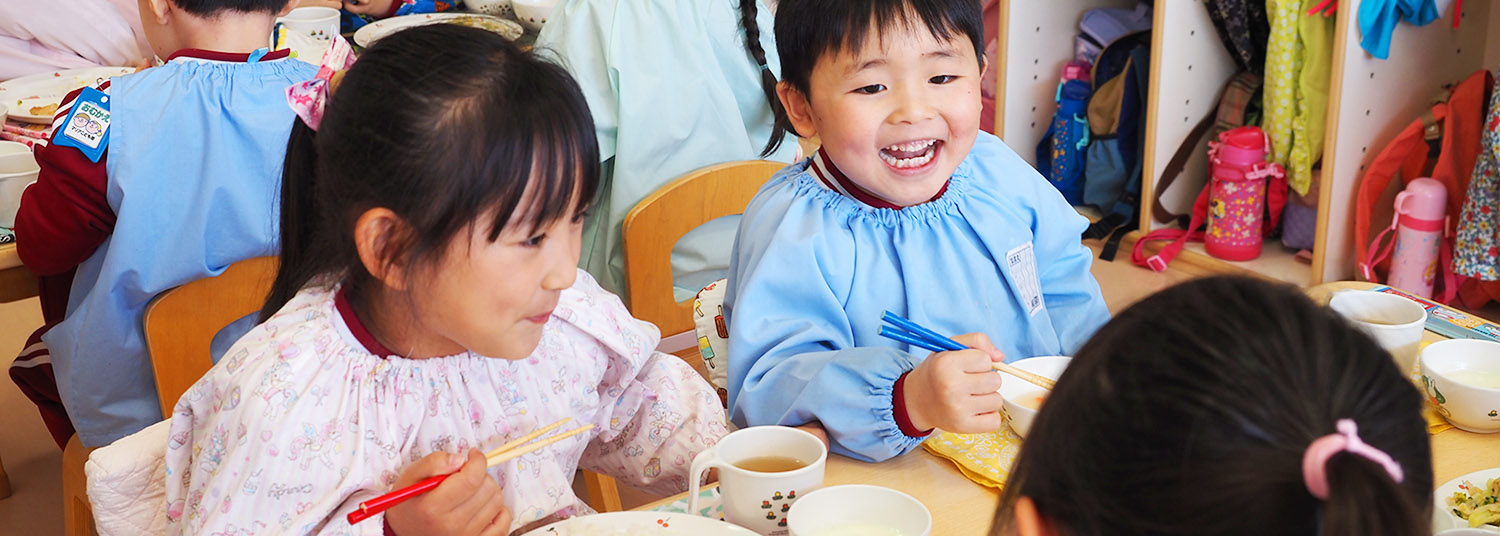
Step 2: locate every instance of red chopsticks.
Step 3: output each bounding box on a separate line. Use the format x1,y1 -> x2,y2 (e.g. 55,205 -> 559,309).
346,418 -> 594,525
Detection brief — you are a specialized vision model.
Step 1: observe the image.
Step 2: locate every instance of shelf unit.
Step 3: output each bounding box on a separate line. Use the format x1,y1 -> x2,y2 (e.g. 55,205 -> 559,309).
994,0 -> 1500,287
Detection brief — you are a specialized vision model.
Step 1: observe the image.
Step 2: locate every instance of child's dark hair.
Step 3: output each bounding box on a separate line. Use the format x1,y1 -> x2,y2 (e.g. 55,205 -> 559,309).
992,276 -> 1432,536
770,0 -> 984,142
262,25 -> 599,321
170,0 -> 291,16
738,0 -> 787,158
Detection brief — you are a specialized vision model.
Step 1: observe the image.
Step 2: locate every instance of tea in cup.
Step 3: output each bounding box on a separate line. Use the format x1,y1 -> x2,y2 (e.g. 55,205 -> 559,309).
1329,291 -> 1427,373
276,7 -> 340,42
688,426 -> 827,535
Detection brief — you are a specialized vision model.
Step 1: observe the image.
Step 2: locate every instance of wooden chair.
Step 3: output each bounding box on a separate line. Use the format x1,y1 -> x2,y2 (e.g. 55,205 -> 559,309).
622,160 -> 785,339
61,255 -> 279,536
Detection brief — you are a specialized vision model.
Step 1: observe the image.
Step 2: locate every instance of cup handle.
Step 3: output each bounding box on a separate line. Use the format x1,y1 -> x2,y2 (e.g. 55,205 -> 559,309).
686,445 -> 722,517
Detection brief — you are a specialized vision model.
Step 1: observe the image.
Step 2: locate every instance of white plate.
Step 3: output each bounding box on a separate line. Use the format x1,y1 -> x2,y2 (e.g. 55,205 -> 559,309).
353,13 -> 523,48
1434,467 -> 1500,532
0,66 -> 135,124
519,511 -> 757,536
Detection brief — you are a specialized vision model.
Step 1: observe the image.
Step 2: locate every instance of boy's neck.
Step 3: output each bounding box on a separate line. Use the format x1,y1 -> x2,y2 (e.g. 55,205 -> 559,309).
168,14 -> 277,57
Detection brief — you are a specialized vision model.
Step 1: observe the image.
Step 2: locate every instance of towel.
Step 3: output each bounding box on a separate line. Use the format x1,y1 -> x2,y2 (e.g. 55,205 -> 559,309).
920,427 -> 1024,489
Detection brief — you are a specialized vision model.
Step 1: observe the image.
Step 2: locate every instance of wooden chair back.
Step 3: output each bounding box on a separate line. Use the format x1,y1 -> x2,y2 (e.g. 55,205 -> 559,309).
143,256 -> 278,416
622,160 -> 784,337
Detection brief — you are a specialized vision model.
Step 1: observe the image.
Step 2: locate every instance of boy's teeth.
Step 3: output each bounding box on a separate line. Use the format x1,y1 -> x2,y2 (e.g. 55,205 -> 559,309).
883,140 -> 935,153
879,147 -> 936,169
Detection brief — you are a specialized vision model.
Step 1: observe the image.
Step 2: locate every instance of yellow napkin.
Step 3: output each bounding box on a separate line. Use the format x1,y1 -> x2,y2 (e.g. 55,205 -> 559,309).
920,428 -> 1024,489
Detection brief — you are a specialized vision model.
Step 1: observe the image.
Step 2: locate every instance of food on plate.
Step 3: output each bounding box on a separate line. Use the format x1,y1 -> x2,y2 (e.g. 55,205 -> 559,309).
449,14 -> 509,32
1447,477 -> 1500,528
29,103 -> 59,117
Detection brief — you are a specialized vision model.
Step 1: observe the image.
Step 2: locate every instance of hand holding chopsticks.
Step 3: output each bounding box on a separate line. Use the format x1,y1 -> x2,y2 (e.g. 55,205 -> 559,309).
878,311 -> 1057,391
347,418 -> 594,525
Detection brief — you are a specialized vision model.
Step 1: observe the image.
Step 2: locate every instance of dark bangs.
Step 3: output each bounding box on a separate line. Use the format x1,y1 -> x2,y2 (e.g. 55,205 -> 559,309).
775,0 -> 984,96
264,24 -> 600,320
320,24 -> 597,271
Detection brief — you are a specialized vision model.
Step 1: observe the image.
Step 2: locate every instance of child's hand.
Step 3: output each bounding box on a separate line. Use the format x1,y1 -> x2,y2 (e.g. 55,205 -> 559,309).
902,333 -> 1006,434
343,0 -> 397,16
384,449 -> 512,536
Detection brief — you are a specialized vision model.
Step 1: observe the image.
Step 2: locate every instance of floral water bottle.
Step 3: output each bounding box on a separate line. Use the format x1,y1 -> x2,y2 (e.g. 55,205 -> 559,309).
1205,126 -> 1284,261
1387,178 -> 1447,298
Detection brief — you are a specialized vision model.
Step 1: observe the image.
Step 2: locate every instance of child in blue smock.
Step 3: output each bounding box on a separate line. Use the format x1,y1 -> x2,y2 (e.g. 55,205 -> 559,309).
9,0 -> 317,448
724,0 -> 1110,462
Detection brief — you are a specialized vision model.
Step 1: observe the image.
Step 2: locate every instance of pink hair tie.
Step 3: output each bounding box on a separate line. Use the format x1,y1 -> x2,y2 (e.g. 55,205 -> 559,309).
1301,419 -> 1404,500
286,36 -> 357,132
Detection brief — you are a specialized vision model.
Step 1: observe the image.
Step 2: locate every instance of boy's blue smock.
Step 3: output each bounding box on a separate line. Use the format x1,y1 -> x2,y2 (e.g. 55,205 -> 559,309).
725,132 -> 1110,462
43,57 -> 315,446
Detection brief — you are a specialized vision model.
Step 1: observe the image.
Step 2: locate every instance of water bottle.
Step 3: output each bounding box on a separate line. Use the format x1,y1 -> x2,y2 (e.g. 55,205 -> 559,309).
1205,126 -> 1284,262
1387,177 -> 1447,298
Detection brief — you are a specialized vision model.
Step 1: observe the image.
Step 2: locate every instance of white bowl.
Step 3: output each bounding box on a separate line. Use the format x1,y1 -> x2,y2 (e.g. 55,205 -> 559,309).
786,485 -> 931,536
997,356 -> 1070,438
512,0 -> 558,31
466,0 -> 513,17
0,146 -> 40,229
1420,339 -> 1500,433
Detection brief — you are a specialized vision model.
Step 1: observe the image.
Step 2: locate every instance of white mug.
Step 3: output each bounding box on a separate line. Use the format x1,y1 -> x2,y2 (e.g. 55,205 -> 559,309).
0,147 -> 40,229
688,426 -> 827,535
1329,291 -> 1427,374
277,7 -> 340,41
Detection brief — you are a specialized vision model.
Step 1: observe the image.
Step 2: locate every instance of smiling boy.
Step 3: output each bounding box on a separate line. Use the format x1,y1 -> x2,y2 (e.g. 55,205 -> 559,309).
724,0 -> 1109,462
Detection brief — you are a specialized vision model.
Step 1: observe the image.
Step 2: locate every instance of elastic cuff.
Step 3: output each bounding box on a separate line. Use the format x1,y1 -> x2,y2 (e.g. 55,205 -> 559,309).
892,371 -> 933,438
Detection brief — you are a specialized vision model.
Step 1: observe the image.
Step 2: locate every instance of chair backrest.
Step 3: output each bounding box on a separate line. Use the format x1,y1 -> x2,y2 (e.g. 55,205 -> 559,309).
622,160 -> 784,338
143,256 -> 278,417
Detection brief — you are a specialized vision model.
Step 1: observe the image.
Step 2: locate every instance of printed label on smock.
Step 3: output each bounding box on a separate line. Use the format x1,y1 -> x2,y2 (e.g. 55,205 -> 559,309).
52,87 -> 111,163
1007,242 -> 1044,316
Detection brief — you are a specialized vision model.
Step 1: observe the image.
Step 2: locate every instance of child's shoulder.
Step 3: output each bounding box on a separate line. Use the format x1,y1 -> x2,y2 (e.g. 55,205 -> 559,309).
956,132 -> 1077,215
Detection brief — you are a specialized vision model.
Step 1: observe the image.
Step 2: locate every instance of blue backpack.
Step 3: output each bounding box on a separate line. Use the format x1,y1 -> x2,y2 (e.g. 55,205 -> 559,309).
1080,31 -> 1152,260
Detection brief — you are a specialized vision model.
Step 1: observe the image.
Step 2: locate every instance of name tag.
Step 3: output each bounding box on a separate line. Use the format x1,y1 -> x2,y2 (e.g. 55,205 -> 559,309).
52,87 -> 111,163
1007,242 -> 1045,316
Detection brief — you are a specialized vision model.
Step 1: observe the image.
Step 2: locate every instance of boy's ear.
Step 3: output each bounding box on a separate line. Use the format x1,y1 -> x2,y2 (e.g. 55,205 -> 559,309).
354,207 -> 412,292
776,81 -> 818,139
144,0 -> 172,25
277,1 -> 297,17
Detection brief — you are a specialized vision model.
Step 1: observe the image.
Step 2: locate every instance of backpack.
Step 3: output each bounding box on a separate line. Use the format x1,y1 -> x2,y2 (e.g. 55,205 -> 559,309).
1079,31 -> 1151,261
1355,69 -> 1495,308
1453,65 -> 1500,284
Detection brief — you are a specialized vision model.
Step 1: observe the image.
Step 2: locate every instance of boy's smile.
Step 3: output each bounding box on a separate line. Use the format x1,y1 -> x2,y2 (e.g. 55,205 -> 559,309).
779,23 -> 984,207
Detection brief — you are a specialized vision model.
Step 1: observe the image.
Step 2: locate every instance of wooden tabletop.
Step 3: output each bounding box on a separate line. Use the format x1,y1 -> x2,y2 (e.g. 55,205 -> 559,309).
0,242 -> 37,303
636,280 -> 1500,534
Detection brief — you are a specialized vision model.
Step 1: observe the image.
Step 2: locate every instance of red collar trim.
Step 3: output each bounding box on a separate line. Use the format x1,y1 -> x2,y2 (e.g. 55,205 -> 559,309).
809,151 -> 948,210
164,48 -> 291,62
335,287 -> 396,358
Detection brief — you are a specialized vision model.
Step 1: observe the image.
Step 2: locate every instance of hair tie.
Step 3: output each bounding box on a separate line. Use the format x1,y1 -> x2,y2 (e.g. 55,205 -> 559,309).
1301,419 -> 1404,500
286,36 -> 358,131
759,63 -> 770,72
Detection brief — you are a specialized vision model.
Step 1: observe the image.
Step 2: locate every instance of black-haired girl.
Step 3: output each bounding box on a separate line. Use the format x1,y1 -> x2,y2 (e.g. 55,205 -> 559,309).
163,25 -> 729,534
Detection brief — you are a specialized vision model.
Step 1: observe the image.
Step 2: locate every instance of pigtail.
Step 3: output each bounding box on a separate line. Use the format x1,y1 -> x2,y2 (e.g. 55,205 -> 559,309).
1320,455 -> 1429,536
260,119 -> 321,322
739,0 -> 790,158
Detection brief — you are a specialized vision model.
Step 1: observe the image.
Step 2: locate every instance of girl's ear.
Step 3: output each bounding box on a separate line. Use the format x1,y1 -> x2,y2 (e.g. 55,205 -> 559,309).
776,81 -> 817,139
1014,496 -> 1059,536
354,207 -> 411,291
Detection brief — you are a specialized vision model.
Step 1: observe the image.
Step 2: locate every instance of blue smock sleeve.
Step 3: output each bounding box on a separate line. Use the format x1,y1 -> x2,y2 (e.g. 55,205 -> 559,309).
724,169 -> 925,463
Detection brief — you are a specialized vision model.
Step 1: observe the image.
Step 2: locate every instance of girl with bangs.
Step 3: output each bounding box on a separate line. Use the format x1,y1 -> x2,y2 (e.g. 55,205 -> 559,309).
162,25 -> 728,535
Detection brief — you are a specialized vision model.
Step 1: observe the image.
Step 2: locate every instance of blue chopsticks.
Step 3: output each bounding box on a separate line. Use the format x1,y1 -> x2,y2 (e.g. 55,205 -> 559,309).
877,311 -> 966,352
878,311 -> 1058,390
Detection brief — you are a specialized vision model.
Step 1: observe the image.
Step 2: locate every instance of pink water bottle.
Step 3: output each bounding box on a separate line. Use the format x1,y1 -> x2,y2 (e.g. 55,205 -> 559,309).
1205,126 -> 1284,261
1387,178 -> 1447,298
